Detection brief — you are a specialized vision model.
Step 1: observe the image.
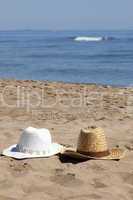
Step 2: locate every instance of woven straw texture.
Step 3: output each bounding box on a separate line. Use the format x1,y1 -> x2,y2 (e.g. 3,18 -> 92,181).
62,126 -> 126,160
77,127 -> 108,153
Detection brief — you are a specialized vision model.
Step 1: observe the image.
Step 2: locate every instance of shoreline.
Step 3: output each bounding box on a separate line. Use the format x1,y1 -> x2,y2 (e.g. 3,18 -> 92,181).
0,78 -> 131,88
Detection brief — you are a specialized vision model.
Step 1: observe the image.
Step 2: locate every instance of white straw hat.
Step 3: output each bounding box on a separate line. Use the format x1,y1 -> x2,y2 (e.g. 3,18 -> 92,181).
62,127 -> 126,160
2,127 -> 64,159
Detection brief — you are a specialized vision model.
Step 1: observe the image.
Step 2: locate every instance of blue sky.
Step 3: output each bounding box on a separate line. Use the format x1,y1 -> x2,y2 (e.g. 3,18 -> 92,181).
0,0 -> 132,30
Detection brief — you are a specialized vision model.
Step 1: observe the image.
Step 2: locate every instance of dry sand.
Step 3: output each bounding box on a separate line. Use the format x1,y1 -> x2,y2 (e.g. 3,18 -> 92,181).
0,79 -> 133,200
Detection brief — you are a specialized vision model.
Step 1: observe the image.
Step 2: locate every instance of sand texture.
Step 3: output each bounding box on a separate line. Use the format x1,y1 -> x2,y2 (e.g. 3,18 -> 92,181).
0,80 -> 133,200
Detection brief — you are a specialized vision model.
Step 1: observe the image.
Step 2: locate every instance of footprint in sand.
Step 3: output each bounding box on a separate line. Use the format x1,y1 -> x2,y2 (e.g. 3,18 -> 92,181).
0,196 -> 17,200
22,184 -> 45,194
91,178 -> 107,189
125,144 -> 133,151
50,168 -> 83,187
8,160 -> 31,177
64,193 -> 102,200
90,163 -> 106,172
0,179 -> 13,190
4,131 -> 13,138
87,194 -> 102,199
119,172 -> 133,185
129,189 -> 133,199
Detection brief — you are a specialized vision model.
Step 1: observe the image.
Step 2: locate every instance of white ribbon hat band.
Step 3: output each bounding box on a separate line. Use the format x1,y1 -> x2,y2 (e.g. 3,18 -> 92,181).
2,127 -> 63,159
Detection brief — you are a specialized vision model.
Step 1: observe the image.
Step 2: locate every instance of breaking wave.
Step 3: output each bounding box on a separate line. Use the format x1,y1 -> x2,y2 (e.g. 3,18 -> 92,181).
74,36 -> 114,42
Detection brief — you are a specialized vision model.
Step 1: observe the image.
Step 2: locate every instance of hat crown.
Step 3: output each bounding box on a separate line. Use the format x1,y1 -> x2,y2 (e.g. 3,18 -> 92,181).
17,127 -> 52,154
77,127 -> 108,154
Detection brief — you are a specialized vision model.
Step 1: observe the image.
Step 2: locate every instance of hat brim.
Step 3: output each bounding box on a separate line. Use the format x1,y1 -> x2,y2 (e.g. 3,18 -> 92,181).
62,147 -> 126,160
2,143 -> 64,159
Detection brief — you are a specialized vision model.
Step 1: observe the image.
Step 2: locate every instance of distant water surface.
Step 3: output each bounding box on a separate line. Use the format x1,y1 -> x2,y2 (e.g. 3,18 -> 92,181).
0,30 -> 133,86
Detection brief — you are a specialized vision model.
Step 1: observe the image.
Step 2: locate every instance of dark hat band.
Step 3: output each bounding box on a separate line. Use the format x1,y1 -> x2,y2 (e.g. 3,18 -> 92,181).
77,149 -> 110,157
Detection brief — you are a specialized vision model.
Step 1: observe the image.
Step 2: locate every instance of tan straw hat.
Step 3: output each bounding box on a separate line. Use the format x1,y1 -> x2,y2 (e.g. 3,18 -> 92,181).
62,126 -> 126,160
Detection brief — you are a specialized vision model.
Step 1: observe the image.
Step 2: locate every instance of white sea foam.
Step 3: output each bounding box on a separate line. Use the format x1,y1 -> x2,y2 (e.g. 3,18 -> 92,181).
74,36 -> 103,42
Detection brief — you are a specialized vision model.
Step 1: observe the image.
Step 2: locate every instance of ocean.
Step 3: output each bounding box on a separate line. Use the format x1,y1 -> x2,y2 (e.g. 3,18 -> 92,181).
0,30 -> 133,86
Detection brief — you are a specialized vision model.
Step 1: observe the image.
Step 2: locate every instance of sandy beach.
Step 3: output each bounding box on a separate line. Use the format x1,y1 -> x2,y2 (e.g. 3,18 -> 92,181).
0,79 -> 133,200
